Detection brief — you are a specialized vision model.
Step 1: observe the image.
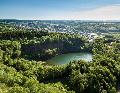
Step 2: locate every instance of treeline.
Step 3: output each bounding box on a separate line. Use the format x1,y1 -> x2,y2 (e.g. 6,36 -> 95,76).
21,33 -> 88,61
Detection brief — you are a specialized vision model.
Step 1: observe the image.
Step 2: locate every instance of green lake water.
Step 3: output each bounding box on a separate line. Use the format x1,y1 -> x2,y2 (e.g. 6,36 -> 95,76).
47,52 -> 93,65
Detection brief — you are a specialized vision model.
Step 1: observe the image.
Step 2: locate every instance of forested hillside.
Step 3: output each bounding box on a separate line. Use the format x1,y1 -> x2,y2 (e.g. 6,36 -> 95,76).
0,22 -> 120,93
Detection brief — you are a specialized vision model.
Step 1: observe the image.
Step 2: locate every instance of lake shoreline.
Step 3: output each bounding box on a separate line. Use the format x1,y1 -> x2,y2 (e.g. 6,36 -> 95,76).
47,52 -> 93,65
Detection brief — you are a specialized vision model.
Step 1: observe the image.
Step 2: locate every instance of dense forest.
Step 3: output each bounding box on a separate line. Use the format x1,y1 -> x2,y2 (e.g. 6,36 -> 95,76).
0,22 -> 120,93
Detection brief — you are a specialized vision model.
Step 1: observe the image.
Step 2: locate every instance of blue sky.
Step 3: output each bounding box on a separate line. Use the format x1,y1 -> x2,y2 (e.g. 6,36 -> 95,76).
0,0 -> 120,20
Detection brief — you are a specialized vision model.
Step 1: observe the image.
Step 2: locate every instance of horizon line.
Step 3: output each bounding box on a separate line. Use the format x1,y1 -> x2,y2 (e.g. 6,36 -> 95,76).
0,18 -> 120,21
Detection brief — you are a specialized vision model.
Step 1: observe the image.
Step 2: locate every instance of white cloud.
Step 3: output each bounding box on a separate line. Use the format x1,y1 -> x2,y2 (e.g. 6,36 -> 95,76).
45,4 -> 120,20
77,4 -> 120,20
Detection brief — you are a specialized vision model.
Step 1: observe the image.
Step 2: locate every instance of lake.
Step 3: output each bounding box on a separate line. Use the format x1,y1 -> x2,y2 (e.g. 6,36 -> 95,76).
47,52 -> 93,65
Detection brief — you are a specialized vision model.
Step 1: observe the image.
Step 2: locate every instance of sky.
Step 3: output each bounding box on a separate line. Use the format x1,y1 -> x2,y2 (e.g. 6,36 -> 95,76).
0,0 -> 120,20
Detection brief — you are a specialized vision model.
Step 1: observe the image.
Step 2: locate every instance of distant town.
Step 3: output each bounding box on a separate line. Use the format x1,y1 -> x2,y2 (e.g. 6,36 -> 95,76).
0,19 -> 120,42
